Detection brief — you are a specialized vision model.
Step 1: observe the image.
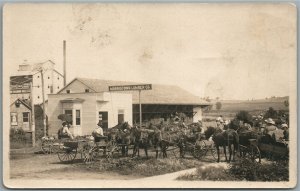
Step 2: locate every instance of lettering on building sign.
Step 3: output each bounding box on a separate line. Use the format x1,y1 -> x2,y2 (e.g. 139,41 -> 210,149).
109,84 -> 152,91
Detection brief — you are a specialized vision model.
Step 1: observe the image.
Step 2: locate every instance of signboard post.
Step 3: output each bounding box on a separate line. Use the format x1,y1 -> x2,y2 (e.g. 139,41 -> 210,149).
109,84 -> 152,128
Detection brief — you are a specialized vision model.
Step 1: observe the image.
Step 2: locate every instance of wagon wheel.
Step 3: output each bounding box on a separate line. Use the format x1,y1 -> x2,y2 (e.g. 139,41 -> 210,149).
106,144 -> 118,161
193,140 -> 207,159
170,146 -> 181,159
41,140 -> 54,154
81,144 -> 97,163
51,142 -> 61,154
249,145 -> 261,163
57,147 -> 77,163
210,145 -> 217,160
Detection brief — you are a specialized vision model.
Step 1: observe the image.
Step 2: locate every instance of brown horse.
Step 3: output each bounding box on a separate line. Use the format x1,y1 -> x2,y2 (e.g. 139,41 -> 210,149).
107,122 -> 132,156
131,126 -> 169,159
205,126 -> 239,163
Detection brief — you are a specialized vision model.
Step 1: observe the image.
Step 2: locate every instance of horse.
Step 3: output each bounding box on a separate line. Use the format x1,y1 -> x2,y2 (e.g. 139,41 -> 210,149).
107,122 -> 132,156
205,126 -> 239,163
131,125 -> 169,159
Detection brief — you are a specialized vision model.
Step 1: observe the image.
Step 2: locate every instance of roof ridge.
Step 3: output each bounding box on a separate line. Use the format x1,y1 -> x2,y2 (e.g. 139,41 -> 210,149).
77,77 -> 184,87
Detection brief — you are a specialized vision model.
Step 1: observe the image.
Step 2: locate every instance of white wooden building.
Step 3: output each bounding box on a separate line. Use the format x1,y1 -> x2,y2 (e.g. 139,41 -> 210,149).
46,78 -> 210,136
47,92 -> 132,136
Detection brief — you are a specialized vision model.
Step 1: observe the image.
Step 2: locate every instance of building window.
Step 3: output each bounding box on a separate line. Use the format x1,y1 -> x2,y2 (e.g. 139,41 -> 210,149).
85,89 -> 89,93
76,110 -> 81,125
48,86 -> 50,88
58,86 -> 60,89
57,77 -> 59,80
38,96 -> 40,99
10,113 -> 18,126
37,76 -> 40,78
37,85 -> 40,88
23,112 -> 29,123
118,110 -> 124,124
66,90 -> 70,94
48,77 -> 50,79
64,110 -> 73,125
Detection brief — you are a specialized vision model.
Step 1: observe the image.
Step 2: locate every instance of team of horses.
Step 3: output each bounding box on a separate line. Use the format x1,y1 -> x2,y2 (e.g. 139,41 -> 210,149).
103,119 -> 283,162
105,122 -> 204,159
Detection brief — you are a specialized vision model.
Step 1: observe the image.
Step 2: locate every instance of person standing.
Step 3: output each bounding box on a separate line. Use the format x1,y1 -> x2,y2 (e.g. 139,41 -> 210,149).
281,123 -> 289,141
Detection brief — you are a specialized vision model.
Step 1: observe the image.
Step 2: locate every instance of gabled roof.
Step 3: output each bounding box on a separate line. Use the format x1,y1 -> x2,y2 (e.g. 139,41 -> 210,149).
58,77 -> 211,106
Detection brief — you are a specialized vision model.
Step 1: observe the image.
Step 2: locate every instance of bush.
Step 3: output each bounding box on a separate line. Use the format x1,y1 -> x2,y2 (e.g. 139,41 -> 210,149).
10,128 -> 26,143
229,158 -> 289,181
10,128 -> 31,149
80,157 -> 203,177
177,166 -> 236,181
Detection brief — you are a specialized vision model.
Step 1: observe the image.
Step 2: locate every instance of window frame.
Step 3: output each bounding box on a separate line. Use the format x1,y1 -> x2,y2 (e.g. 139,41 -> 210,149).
75,110 -> 81,125
22,112 -> 30,123
10,112 -> 18,126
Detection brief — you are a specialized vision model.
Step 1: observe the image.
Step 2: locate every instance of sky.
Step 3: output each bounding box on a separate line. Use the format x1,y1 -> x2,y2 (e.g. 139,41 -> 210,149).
4,3 -> 296,100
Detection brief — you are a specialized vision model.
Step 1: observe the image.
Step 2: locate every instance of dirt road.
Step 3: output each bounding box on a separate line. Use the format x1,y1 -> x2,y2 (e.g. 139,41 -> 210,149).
10,152 -> 140,180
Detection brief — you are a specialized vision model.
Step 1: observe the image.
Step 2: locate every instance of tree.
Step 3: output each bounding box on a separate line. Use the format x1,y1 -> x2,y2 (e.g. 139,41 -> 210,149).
235,110 -> 253,124
216,102 -> 222,111
264,107 -> 278,119
284,100 -> 289,107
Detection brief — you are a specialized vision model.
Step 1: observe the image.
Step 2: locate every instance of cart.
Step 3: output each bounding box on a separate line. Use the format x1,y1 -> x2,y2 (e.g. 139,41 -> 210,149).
258,140 -> 289,160
171,133 -> 217,160
56,136 -> 118,163
239,138 -> 261,163
81,136 -> 119,163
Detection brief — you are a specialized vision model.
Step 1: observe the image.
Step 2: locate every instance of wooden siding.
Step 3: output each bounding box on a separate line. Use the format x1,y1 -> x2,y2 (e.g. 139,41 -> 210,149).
10,103 -> 31,131
47,92 -> 132,136
96,93 -> 132,128
58,80 -> 94,94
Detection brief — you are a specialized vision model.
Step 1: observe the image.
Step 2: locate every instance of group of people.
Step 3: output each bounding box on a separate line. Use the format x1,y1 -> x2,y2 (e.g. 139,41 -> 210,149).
213,114 -> 289,142
58,120 -> 105,140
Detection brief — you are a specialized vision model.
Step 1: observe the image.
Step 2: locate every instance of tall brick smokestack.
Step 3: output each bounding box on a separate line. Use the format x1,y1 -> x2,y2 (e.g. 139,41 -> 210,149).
63,40 -> 66,86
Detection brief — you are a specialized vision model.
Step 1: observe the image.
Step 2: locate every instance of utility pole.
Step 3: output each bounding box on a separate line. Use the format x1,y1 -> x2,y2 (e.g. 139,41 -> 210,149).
30,82 -> 35,146
63,40 -> 66,86
139,90 -> 142,128
40,70 -> 47,137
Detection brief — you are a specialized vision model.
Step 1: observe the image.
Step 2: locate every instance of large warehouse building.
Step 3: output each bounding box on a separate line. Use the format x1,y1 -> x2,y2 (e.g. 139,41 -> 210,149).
47,78 -> 210,136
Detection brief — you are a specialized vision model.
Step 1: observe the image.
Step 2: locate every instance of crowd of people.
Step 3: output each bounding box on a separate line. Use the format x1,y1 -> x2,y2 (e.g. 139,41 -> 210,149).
57,111 -> 289,146
214,114 -> 289,143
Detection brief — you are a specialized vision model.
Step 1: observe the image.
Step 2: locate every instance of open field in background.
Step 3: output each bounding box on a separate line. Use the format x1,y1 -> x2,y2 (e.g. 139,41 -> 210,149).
203,98 -> 289,121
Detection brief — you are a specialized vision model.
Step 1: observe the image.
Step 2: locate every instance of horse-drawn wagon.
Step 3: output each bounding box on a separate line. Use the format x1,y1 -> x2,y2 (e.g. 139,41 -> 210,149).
55,136 -> 119,163
238,130 -> 288,163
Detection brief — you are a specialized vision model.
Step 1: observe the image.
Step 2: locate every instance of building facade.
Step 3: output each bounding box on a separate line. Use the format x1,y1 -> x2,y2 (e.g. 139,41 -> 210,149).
10,98 -> 32,131
55,78 -> 210,128
10,60 -> 64,105
47,92 -> 132,136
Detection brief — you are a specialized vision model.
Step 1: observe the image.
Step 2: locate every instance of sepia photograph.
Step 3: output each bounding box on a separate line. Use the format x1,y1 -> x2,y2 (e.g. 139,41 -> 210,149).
3,3 -> 297,188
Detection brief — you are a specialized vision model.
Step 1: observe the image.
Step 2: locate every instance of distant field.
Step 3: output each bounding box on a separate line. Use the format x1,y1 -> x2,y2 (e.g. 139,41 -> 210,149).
203,100 -> 289,120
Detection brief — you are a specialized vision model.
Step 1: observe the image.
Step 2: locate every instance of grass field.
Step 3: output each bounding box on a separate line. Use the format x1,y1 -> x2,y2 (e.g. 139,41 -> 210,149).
203,98 -> 289,120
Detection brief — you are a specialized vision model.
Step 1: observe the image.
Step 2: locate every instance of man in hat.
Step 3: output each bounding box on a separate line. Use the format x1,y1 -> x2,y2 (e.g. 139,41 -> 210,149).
264,118 -> 277,142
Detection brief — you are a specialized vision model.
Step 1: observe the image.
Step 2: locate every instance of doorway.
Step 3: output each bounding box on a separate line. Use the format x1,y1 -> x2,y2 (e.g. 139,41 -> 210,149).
98,111 -> 108,130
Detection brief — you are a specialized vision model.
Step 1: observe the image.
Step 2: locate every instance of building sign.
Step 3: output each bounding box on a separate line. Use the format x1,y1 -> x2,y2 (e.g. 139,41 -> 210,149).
109,84 -> 152,91
10,75 -> 32,93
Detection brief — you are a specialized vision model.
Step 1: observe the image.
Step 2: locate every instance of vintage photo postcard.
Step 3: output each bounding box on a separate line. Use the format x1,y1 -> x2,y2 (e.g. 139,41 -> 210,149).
3,3 -> 297,189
